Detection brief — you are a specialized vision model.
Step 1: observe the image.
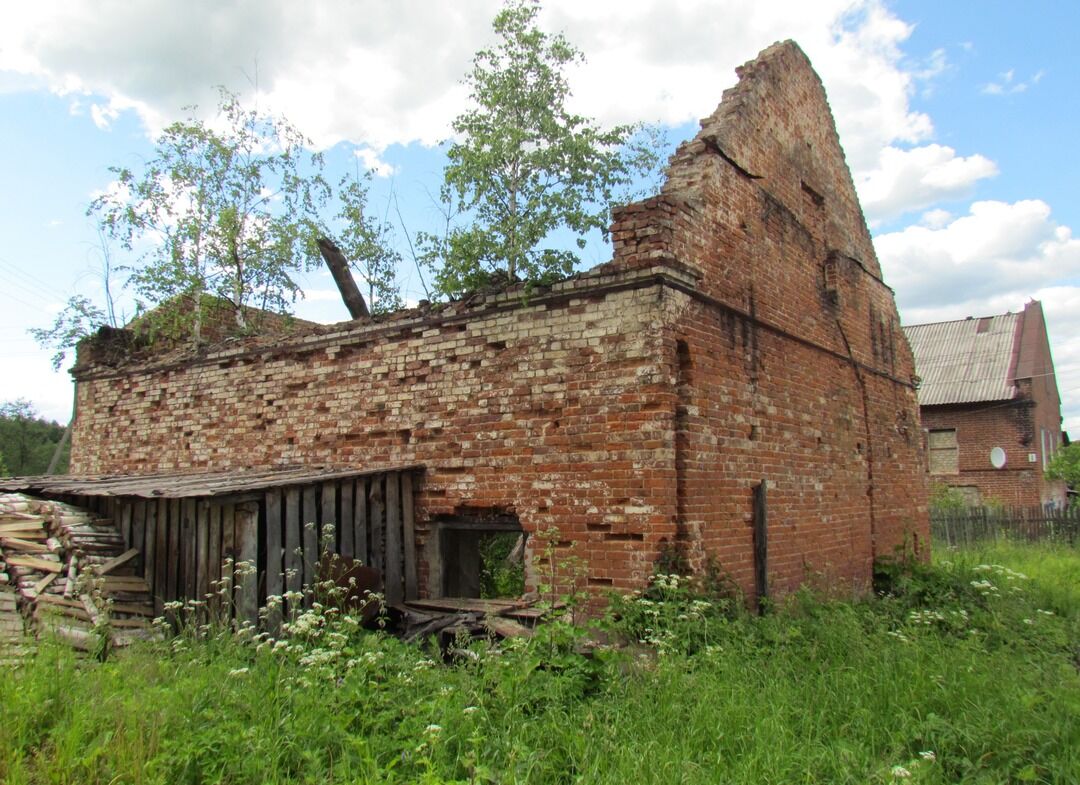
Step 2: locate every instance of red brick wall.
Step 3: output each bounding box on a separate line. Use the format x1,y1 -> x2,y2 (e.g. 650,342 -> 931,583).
923,392 -> 1065,508
69,41 -> 928,601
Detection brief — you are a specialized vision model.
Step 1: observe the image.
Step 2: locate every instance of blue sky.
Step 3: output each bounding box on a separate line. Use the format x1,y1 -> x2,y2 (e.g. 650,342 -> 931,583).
1,0 -> 1078,437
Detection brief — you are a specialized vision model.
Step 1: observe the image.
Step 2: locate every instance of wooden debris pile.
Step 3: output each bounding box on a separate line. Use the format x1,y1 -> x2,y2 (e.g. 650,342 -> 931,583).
394,597 -> 549,649
0,493 -> 157,653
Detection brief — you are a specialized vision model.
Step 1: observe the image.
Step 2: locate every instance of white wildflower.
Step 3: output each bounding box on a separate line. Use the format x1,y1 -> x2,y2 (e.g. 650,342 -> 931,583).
891,765 -> 912,778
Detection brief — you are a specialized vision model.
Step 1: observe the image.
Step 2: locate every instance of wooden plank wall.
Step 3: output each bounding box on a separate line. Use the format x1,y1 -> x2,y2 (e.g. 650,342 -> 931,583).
92,470 -> 418,625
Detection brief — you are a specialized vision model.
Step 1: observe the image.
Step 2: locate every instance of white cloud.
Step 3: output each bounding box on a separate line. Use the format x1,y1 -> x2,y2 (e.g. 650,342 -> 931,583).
877,199 -> 1080,314
354,147 -> 397,178
876,203 -> 1080,434
0,0 -> 944,175
857,143 -> 998,223
982,68 -> 1045,96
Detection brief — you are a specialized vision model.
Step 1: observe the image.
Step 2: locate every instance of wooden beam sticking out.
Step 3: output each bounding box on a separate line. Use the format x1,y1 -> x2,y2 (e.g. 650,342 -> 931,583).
317,236 -> 370,319
753,479 -> 769,614
95,548 -> 139,577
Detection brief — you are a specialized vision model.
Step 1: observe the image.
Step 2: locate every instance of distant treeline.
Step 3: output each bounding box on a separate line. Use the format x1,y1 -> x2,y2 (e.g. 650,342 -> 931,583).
0,399 -> 69,476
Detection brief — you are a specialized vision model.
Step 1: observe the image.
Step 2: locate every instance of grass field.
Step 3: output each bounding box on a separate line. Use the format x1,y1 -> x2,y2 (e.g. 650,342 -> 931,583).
2,540 -> 1078,784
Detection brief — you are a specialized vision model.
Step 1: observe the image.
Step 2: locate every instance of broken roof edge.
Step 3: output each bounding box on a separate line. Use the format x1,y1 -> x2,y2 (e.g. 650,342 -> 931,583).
0,463 -> 425,500
71,258 -> 702,380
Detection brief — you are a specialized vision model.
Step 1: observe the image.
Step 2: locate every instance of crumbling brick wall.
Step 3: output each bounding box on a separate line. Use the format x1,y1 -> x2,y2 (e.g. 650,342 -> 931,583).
70,40 -> 928,602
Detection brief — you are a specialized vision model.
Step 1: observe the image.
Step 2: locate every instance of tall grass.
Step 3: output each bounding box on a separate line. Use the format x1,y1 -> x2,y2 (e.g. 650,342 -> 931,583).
2,541 -> 1078,784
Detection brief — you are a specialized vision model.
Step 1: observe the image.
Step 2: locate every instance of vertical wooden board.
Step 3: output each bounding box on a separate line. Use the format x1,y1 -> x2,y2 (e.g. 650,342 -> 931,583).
221,504 -> 236,619
120,502 -> 133,550
354,479 -> 369,565
196,500 -> 210,604
182,499 -> 197,602
132,500 -> 147,571
340,481 -> 355,559
143,500 -> 157,587
370,478 -> 385,574
265,489 -> 283,631
321,481 -> 337,557
284,488 -> 302,597
402,473 -> 418,600
236,502 -> 259,625
154,499 -> 168,615
208,504 -> 222,598
384,473 -> 402,605
302,485 -> 318,586
167,499 -> 181,602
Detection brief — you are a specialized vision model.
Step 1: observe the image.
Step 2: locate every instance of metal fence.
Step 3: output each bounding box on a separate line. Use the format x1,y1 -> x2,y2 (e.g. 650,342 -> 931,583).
931,506 -> 1080,547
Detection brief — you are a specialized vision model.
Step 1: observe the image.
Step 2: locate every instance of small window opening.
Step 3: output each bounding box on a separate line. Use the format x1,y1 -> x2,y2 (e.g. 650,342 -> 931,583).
436,513 -> 525,598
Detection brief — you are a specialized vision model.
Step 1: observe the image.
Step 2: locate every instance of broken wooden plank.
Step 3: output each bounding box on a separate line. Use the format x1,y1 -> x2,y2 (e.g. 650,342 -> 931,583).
5,555 -> 62,573
404,598 -> 525,614
32,572 -> 58,596
484,617 -> 535,639
0,536 -> 49,552
94,548 -> 138,577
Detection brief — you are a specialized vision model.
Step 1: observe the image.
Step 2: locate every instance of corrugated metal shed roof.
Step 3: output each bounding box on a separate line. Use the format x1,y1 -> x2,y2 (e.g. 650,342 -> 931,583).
902,313 -> 1020,406
0,464 -> 423,499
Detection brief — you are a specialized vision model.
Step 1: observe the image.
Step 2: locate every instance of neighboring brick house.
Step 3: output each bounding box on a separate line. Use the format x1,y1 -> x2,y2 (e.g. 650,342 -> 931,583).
21,41 -> 927,609
904,301 -> 1067,509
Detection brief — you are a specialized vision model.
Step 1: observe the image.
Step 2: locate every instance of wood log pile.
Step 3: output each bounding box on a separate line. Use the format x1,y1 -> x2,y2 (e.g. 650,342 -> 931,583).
0,493 -> 157,655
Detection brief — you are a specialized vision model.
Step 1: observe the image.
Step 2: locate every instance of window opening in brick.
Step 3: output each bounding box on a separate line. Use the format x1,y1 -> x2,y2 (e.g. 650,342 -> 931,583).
822,254 -> 840,306
436,513 -> 524,598
927,429 -> 959,474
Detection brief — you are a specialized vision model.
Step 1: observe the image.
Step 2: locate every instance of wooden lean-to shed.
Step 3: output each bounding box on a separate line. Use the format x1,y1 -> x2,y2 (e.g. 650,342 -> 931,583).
0,465 -> 422,623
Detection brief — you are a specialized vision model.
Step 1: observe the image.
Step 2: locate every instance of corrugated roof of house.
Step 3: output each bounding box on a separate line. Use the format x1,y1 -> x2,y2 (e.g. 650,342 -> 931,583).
902,313 -> 1021,406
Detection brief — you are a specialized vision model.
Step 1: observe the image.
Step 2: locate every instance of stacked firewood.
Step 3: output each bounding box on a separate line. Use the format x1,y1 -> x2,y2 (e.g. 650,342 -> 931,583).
0,493 -> 157,653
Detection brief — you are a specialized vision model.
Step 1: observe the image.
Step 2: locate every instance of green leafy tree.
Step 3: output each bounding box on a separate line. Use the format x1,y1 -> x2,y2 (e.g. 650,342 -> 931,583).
89,88 -> 330,340
29,294 -> 110,370
433,0 -> 659,297
1046,442 -> 1080,497
0,399 -> 69,475
334,168 -> 402,314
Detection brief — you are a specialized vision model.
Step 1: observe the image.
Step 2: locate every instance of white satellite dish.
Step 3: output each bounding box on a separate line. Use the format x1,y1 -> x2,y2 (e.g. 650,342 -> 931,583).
990,447 -> 1007,469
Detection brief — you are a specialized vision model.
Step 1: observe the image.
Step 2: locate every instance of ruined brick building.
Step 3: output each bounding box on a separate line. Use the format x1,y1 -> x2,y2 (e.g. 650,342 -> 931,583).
14,42 -> 927,612
904,301 -> 1067,509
